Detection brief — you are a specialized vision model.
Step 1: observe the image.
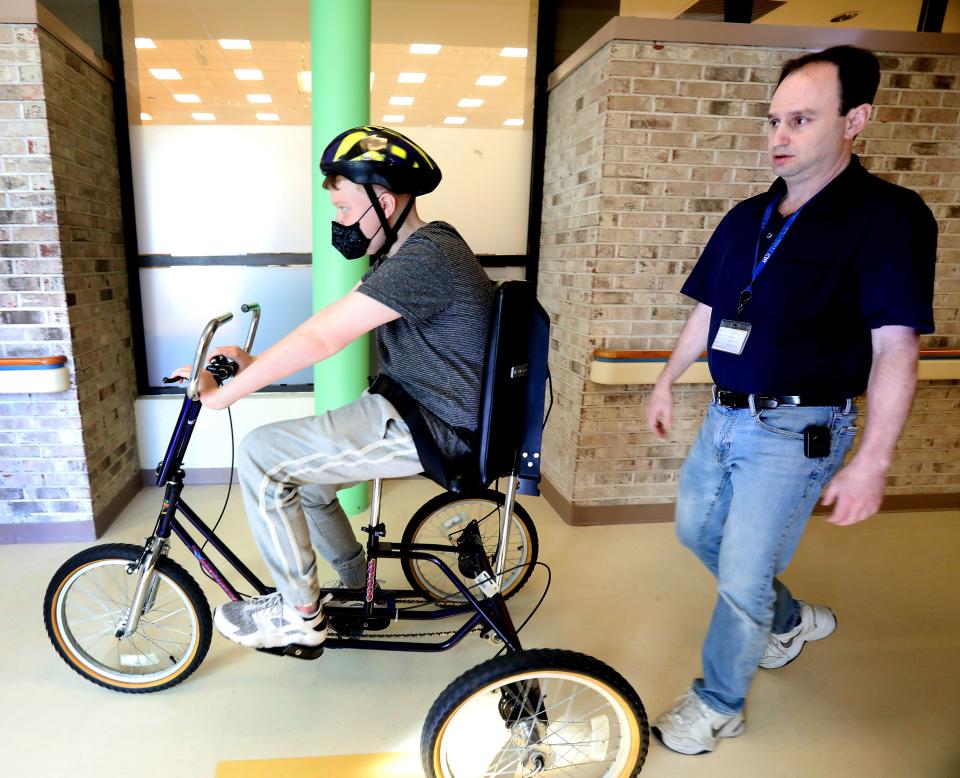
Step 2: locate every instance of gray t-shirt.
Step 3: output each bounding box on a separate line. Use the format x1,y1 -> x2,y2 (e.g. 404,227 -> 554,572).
358,221 -> 494,458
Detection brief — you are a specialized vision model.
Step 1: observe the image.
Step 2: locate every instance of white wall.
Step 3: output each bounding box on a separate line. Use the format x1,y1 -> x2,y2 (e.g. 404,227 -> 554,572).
137,393 -> 314,471
129,125 -> 532,256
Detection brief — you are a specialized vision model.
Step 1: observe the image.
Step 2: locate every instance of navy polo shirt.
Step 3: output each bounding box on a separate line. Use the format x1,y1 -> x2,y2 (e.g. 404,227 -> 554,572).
682,155 -> 937,398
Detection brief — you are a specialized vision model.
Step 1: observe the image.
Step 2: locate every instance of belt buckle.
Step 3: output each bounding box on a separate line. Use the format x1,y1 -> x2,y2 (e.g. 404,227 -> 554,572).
758,395 -> 778,409
716,389 -> 736,407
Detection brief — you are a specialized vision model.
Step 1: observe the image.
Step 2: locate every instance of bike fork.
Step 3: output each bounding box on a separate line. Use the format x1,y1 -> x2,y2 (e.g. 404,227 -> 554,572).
117,536 -> 168,638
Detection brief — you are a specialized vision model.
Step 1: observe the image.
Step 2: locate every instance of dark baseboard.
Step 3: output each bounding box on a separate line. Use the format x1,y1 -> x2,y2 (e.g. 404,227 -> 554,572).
94,471 -> 143,538
0,520 -> 96,544
541,477 -> 676,525
542,476 -> 960,526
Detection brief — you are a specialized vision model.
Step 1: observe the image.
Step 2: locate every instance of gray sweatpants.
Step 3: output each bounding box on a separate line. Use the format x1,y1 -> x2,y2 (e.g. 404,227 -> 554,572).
237,392 -> 423,609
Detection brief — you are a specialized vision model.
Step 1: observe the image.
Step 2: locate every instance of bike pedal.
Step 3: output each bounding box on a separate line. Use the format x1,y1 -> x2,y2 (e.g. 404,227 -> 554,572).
256,643 -> 325,660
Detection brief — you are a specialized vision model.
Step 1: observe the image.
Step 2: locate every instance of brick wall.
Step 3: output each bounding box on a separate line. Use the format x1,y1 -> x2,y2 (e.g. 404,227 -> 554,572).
39,29 -> 138,529
540,40 -> 960,509
0,24 -> 137,541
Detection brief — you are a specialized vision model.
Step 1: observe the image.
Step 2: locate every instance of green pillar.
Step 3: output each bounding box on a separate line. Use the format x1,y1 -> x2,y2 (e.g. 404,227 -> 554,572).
311,0 -> 371,514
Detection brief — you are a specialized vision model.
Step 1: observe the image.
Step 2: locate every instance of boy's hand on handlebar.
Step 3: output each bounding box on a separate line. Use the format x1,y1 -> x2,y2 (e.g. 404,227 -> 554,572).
168,365 -> 219,403
209,346 -> 255,372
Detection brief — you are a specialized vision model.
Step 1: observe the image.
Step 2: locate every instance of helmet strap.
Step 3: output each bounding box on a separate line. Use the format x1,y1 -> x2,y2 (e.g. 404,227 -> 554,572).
364,184 -> 414,259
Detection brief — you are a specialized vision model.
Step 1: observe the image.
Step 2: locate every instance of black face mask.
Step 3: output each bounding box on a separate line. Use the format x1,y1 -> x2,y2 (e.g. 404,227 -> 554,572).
330,204 -> 379,260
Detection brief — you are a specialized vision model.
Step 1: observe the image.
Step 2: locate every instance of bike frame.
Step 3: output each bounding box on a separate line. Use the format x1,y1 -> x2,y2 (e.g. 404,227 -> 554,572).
139,395 -> 524,654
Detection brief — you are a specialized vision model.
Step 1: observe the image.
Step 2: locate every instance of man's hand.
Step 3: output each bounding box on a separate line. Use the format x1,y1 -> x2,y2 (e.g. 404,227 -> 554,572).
209,345 -> 255,372
821,459 -> 886,526
646,381 -> 674,440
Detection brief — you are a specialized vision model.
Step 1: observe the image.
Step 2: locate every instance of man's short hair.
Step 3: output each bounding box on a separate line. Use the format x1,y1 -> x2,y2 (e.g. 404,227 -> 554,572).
777,45 -> 880,114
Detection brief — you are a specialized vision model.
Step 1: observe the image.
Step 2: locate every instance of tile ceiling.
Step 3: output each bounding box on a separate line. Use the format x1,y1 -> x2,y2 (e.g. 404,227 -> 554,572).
128,0 -> 536,128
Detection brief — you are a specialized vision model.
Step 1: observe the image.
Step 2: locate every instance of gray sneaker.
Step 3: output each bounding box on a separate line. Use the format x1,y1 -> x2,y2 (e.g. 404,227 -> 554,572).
760,601 -> 836,669
214,592 -> 330,649
653,689 -> 745,755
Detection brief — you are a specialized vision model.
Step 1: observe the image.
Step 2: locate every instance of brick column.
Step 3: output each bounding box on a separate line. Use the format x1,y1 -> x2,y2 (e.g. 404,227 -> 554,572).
0,21 -> 138,542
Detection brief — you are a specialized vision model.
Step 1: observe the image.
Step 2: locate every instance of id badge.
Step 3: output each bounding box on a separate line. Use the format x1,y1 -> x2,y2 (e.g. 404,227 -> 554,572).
712,319 -> 752,355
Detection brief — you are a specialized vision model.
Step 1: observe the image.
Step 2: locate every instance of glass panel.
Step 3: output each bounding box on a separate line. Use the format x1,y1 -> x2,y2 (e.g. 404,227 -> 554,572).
139,266 -> 313,389
121,0 -> 539,391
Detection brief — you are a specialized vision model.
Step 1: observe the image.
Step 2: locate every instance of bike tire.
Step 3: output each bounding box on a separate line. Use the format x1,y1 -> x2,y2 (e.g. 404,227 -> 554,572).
401,489 -> 538,602
422,648 -> 649,777
44,543 -> 212,693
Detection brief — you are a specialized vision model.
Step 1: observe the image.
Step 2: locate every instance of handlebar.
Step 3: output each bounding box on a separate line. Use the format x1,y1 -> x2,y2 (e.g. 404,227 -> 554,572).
182,302 -> 260,400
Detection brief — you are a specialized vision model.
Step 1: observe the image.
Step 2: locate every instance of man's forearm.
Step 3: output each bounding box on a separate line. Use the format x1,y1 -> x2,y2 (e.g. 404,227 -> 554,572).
854,335 -> 919,472
656,303 -> 711,388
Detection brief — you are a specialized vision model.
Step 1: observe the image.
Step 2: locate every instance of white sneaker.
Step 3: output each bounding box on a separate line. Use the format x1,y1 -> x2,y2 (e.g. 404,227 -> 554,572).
214,592 -> 331,649
652,689 -> 745,755
760,601 -> 836,669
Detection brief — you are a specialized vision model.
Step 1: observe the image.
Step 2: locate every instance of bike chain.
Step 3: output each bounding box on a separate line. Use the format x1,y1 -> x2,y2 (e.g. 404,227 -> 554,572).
328,596 -> 489,641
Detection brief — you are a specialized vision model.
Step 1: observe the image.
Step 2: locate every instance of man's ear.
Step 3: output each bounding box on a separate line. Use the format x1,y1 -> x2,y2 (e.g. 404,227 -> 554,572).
844,103 -> 872,139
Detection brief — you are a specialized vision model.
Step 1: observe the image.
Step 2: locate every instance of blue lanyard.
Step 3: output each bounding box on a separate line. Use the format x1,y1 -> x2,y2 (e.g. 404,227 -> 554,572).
737,196 -> 802,317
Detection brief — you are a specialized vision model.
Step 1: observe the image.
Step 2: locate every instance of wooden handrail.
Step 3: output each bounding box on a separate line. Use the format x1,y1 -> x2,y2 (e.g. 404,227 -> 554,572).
593,349 -> 960,360
0,356 -> 68,366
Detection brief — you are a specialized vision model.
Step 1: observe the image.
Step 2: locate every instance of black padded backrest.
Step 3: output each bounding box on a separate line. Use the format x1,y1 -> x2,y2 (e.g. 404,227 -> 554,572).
477,281 -> 545,485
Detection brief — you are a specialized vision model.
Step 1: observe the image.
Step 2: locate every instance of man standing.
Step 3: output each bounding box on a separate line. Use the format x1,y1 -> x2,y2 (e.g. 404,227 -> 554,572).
645,46 -> 937,755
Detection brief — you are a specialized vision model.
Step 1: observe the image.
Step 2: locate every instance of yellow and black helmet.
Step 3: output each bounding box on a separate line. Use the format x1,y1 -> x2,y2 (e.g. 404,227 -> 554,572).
320,125 -> 442,196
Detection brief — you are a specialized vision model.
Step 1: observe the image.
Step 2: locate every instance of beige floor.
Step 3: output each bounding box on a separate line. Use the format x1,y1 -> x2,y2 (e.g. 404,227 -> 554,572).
2,478 -> 959,778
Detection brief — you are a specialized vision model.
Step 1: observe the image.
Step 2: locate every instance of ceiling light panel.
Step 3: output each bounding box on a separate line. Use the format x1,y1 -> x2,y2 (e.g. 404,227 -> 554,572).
256,112 -> 280,121
192,113 -> 216,121
409,43 -> 441,54
475,75 -> 506,86
140,112 -> 153,120
458,98 -> 484,108
174,93 -> 201,103
444,116 -> 467,125
503,118 -> 524,126
135,38 -> 156,49
389,96 -> 414,106
219,39 -> 252,50
499,47 -> 528,57
149,68 -> 182,80
246,94 -> 272,103
234,69 -> 264,81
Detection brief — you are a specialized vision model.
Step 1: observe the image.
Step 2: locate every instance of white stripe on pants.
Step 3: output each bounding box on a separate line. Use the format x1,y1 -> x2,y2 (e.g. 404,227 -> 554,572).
237,392 -> 423,608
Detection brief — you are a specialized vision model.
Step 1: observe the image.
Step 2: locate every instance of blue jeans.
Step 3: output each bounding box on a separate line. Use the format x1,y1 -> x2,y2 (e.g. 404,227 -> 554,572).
675,400 -> 858,715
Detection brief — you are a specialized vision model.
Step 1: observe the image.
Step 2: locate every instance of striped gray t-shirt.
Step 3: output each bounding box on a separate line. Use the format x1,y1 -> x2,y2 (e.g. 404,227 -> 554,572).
358,221 -> 494,458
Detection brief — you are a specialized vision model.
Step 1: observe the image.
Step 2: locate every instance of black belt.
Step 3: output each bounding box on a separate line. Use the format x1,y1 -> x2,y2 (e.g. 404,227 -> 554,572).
712,387 -> 851,410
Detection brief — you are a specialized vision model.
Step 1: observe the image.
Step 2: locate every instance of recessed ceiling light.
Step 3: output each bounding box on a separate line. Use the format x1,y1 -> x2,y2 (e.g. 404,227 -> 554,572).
830,10 -> 859,23
389,96 -> 414,106
458,98 -> 484,108
256,112 -> 279,121
499,47 -> 528,58
140,112 -> 153,121
443,116 -> 467,125
398,72 -> 426,84
475,75 -> 506,87
297,71 -> 311,93
219,39 -> 252,50
135,38 -> 156,49
383,114 -> 405,123
503,118 -> 524,126
246,94 -> 272,103
149,68 -> 181,80
234,69 -> 264,81
192,112 -> 216,121
174,93 -> 201,103
409,43 -> 441,55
